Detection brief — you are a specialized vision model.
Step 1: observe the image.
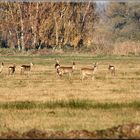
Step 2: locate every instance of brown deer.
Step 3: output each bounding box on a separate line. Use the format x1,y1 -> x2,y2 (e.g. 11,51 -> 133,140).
81,63 -> 97,81
20,62 -> 33,74
8,64 -> 16,75
55,60 -> 75,78
108,64 -> 115,76
55,59 -> 60,69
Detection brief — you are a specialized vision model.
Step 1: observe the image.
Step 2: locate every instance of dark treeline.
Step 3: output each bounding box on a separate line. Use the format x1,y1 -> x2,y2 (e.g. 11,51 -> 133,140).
0,2 -> 140,55
0,2 -> 97,51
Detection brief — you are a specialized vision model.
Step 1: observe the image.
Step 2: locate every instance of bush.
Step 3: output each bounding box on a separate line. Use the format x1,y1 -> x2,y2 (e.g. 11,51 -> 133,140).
113,41 -> 140,56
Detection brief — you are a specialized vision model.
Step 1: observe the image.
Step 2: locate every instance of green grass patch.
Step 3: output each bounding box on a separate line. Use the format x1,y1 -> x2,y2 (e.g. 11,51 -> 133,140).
135,71 -> 140,76
111,88 -> 128,93
11,80 -> 27,88
1,101 -> 36,110
1,54 -> 140,61
95,76 -> 106,80
0,100 -> 140,110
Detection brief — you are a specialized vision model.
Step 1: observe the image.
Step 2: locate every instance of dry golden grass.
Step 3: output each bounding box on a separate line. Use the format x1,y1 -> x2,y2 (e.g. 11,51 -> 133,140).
0,108 -> 140,132
113,41 -> 140,55
0,55 -> 139,132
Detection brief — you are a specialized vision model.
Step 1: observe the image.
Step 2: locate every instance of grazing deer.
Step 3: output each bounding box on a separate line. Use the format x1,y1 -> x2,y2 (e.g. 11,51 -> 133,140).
0,62 -> 4,73
20,62 -> 33,75
8,64 -> 16,75
54,60 -> 61,76
55,59 -> 60,69
108,64 -> 115,76
81,63 -> 97,81
55,60 -> 75,78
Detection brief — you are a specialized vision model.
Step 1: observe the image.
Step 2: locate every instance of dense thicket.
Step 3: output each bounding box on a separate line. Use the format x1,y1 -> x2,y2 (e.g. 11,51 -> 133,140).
0,2 -> 97,51
106,2 -> 140,41
92,2 -> 140,55
0,2 -> 140,55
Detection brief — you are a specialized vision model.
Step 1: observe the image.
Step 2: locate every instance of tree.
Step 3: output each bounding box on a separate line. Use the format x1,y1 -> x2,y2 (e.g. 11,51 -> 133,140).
106,2 -> 140,41
0,2 -> 97,51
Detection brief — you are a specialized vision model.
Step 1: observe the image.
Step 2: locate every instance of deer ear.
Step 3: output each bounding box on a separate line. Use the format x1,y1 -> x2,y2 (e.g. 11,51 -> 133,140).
55,59 -> 59,64
94,62 -> 96,65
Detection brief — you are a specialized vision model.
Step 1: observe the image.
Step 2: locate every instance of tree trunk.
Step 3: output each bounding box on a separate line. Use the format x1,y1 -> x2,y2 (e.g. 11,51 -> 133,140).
81,1 -> 91,33
54,13 -> 59,47
15,29 -> 21,51
8,3 -> 21,50
18,3 -> 25,51
31,2 -> 39,49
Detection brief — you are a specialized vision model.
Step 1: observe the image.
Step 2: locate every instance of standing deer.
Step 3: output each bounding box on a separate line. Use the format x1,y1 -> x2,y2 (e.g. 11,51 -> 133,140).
108,64 -> 115,76
55,60 -> 75,78
8,64 -> 16,75
81,62 -> 97,81
55,59 -> 60,69
20,62 -> 33,75
0,62 -> 4,73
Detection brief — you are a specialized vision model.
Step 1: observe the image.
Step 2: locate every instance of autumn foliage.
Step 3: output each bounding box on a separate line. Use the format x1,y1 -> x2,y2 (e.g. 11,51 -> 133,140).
0,2 -> 140,55
0,2 -> 97,51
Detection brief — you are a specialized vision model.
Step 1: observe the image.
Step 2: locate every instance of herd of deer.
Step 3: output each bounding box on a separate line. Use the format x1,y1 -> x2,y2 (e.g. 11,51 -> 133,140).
55,59 -> 115,81
0,62 -> 33,75
0,60 -> 115,80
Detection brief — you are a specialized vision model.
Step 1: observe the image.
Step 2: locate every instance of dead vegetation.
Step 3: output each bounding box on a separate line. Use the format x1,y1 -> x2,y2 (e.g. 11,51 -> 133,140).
0,123 -> 140,139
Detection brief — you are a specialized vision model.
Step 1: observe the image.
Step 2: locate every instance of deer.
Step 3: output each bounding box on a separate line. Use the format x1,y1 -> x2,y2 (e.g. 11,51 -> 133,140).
8,64 -> 16,75
81,62 -> 97,81
55,59 -> 75,78
55,59 -> 60,69
0,62 -> 4,73
20,62 -> 33,75
108,64 -> 115,76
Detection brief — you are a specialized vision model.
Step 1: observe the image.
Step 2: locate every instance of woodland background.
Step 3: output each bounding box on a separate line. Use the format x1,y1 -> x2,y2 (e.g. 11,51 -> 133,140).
0,1 -> 140,55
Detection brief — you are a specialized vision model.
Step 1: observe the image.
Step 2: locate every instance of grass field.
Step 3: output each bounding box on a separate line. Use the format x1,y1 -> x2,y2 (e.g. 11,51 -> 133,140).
0,54 -> 139,133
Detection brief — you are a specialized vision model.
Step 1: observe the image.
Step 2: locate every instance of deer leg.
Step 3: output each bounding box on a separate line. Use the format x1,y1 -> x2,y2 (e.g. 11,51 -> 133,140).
20,68 -> 24,75
111,70 -> 115,76
8,69 -> 10,75
68,73 -> 72,80
58,70 -> 63,77
20,70 -> 22,75
92,75 -> 95,80
113,70 -> 115,76
81,74 -> 85,81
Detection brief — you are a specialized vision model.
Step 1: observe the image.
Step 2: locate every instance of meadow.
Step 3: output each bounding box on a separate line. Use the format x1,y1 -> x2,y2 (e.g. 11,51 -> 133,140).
0,54 -> 139,133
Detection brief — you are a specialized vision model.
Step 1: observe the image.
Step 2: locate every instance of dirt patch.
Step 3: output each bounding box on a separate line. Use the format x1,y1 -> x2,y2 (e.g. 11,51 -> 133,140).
0,131 -> 21,139
1,123 -> 140,139
22,129 -> 47,139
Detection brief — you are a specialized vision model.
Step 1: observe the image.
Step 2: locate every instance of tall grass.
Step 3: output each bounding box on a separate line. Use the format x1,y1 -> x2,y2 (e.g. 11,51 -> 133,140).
113,41 -> 140,56
0,100 -> 140,110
